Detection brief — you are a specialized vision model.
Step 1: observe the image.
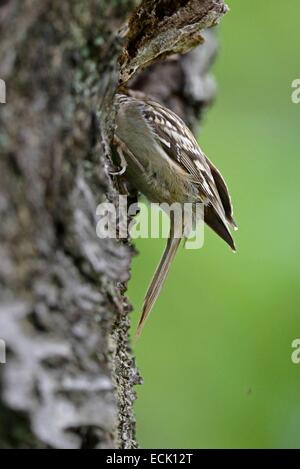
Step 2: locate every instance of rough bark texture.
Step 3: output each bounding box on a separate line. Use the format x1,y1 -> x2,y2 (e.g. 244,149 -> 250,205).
0,0 -> 226,449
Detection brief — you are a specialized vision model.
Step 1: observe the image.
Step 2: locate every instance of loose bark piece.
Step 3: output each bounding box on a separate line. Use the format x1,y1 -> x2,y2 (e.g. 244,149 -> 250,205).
120,0 -> 227,83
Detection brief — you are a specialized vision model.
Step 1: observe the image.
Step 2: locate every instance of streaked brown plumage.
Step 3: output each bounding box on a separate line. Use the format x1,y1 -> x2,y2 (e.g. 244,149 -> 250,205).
113,92 -> 237,336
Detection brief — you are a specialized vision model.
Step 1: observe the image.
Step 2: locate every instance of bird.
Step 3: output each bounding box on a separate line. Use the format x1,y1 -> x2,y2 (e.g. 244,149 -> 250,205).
113,91 -> 237,336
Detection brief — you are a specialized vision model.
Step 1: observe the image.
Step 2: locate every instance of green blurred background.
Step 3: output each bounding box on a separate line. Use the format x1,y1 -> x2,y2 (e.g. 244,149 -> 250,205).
128,0 -> 300,448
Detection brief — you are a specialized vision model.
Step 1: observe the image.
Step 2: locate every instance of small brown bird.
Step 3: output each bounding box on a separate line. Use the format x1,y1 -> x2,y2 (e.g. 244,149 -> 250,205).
113,92 -> 237,336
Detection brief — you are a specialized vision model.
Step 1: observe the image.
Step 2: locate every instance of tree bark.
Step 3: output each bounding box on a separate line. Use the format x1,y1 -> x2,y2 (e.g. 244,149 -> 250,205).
0,0 -> 227,449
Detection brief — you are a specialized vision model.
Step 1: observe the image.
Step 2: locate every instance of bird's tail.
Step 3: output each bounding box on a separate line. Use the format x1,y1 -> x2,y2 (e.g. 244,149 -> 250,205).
136,215 -> 182,338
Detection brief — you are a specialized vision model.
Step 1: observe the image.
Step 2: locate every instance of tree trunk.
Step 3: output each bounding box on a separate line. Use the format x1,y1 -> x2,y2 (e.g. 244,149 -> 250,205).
0,0 -> 227,449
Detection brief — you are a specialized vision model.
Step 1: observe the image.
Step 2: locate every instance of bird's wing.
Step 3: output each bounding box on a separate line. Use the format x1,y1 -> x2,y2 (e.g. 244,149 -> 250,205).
141,100 -> 236,233
204,157 -> 237,229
